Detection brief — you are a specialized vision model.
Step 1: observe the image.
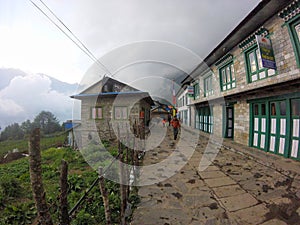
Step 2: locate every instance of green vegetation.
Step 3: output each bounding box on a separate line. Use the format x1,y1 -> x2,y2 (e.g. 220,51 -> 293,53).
0,110 -> 62,141
0,143 -> 137,225
0,132 -> 67,158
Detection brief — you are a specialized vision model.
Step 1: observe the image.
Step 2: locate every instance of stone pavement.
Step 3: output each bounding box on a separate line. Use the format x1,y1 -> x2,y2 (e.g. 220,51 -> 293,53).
130,125 -> 300,225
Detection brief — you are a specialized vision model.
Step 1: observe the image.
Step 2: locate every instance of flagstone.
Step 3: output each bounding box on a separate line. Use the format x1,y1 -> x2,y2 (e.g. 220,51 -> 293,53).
219,193 -> 258,212
204,176 -> 236,188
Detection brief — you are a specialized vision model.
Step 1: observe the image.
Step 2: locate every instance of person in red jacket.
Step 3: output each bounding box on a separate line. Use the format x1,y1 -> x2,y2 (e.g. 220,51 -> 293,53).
171,115 -> 181,140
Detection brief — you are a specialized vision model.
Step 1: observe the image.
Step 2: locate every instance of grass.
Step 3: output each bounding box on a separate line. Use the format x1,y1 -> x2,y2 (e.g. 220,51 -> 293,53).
0,132 -> 67,158
0,137 -> 139,225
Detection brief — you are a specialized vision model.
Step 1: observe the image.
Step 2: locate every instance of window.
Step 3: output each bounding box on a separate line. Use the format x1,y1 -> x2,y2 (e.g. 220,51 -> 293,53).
253,104 -> 259,115
261,104 -> 266,116
245,46 -> 276,83
114,106 -> 127,120
292,99 -> 300,116
219,62 -> 236,91
271,102 -> 276,116
196,106 -> 213,133
288,19 -> 300,67
193,82 -> 200,100
91,107 -> 103,119
204,75 -> 213,97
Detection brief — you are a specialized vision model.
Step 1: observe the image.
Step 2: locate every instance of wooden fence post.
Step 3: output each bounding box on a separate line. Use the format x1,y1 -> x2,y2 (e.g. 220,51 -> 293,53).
98,167 -> 112,225
29,128 -> 53,225
60,159 -> 70,225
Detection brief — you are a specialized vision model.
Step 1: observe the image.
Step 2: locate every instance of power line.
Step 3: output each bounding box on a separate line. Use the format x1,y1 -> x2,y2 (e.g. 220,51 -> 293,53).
29,0 -> 113,77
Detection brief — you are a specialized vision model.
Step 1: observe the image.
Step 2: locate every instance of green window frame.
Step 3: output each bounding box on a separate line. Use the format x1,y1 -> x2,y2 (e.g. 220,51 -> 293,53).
286,16 -> 300,68
195,106 -> 213,134
204,75 -> 213,97
219,62 -> 236,91
249,93 -> 300,161
244,45 -> 276,83
91,107 -> 103,119
193,82 -> 200,100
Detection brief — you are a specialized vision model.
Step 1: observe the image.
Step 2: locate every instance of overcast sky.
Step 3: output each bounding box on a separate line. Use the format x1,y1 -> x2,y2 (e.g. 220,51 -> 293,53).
0,0 -> 261,84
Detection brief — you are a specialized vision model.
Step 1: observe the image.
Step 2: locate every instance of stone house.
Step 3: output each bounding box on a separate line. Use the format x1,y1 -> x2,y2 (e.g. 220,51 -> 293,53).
181,0 -> 300,160
71,77 -> 154,146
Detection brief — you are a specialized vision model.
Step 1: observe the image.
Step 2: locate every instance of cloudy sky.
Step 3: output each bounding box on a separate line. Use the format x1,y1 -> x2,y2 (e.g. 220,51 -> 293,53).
0,0 -> 261,84
0,0 -> 261,128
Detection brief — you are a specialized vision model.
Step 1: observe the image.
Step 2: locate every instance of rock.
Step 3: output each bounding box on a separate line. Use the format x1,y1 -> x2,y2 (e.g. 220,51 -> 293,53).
254,173 -> 263,178
12,148 -> 19,153
187,179 -> 196,184
208,202 -> 219,210
172,192 -> 183,199
262,184 -> 269,193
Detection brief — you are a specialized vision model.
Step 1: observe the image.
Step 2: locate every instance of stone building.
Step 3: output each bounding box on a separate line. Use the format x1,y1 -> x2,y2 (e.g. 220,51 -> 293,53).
71,77 -> 154,146
181,0 -> 300,160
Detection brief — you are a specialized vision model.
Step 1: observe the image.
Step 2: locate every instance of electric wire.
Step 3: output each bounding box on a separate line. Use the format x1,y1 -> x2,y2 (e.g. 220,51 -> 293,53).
29,0 -> 112,77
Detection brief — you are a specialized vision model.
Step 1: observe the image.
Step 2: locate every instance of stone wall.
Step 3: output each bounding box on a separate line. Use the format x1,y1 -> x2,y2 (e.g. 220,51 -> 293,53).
78,95 -> 151,146
234,100 -> 250,145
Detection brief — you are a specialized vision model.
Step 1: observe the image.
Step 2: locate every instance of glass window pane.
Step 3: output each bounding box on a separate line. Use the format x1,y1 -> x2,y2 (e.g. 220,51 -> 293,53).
97,108 -> 102,118
254,104 -> 259,115
231,64 -> 236,81
249,51 -> 257,73
292,99 -> 300,116
222,69 -> 226,84
261,104 -> 266,116
271,103 -> 276,116
115,107 -> 121,119
295,23 -> 300,43
92,108 -> 96,119
226,66 -> 231,82
280,101 -> 286,116
122,107 -> 127,119
256,49 -> 263,69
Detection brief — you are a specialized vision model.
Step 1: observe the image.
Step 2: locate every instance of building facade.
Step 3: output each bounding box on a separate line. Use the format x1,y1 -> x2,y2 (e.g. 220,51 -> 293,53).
71,77 -> 153,146
181,0 -> 300,160
177,88 -> 192,126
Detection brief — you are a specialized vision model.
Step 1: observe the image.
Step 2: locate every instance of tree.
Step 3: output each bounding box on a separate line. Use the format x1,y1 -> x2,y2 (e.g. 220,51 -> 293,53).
33,111 -> 62,135
0,123 -> 24,141
21,119 -> 33,135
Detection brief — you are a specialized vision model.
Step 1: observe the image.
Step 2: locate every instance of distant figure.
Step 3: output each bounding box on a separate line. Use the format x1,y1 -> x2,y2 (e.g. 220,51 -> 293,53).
168,114 -> 172,126
162,118 -> 166,127
171,115 -> 181,140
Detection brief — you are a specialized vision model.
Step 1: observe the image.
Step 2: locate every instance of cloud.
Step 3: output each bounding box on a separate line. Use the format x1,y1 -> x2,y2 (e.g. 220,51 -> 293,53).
62,0 -> 261,58
0,73 -> 75,128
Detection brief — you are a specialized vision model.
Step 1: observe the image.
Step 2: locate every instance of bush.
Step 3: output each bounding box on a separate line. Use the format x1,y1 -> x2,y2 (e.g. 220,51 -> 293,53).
0,175 -> 23,198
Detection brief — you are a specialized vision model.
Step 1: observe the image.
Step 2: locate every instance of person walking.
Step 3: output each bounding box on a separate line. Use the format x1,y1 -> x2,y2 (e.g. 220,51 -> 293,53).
162,118 -> 166,127
171,115 -> 180,140
168,114 -> 172,126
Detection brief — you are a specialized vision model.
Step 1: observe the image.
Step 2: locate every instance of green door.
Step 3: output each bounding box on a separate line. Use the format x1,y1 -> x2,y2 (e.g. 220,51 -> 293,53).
290,98 -> 300,160
252,103 -> 268,150
269,101 -> 288,156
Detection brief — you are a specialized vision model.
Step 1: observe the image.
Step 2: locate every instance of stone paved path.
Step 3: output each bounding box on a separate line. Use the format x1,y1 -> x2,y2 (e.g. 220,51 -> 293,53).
130,125 -> 300,225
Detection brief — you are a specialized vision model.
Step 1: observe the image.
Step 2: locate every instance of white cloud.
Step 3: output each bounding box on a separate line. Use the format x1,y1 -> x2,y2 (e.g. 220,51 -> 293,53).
0,73 -> 74,128
0,98 -> 24,116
